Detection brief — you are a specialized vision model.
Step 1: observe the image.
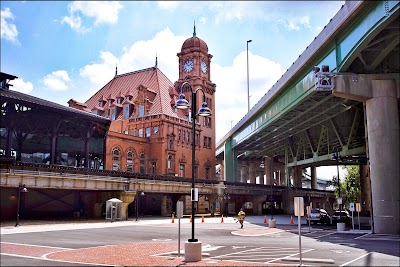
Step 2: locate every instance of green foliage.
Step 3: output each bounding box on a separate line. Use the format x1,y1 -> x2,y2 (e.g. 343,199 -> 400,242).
332,165 -> 361,208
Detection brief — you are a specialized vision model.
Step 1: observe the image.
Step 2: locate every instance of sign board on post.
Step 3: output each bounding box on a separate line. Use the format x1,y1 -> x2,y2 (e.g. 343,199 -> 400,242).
338,197 -> 342,205
294,197 -> 304,265
191,188 -> 198,201
294,197 -> 304,216
349,202 -> 355,212
356,203 -> 361,212
176,201 -> 183,218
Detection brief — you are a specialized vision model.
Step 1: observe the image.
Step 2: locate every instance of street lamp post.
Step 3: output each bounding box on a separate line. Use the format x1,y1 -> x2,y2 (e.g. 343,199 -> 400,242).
247,39 -> 252,112
260,157 -> 274,220
176,81 -> 211,243
136,190 -> 145,221
334,147 -> 342,221
15,183 -> 28,227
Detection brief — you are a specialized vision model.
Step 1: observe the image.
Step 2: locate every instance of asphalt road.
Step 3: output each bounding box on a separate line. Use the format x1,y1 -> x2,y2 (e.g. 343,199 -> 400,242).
1,215 -> 399,266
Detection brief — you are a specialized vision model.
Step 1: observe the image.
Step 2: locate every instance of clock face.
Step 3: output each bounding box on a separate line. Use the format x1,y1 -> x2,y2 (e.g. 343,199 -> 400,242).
201,60 -> 208,74
183,59 -> 194,72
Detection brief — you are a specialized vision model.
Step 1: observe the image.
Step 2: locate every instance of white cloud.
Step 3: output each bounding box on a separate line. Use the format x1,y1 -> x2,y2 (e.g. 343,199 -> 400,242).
213,51 -> 283,140
62,1 -> 122,32
1,7 -> 19,45
278,16 -> 311,31
42,70 -> 71,91
79,28 -> 186,96
157,1 -> 179,10
9,78 -> 33,94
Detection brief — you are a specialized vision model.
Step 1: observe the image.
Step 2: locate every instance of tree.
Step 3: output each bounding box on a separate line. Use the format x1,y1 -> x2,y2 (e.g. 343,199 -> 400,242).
332,165 -> 361,209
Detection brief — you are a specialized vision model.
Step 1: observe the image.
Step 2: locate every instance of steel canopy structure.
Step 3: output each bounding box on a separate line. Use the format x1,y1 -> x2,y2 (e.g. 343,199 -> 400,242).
1,78 -> 110,167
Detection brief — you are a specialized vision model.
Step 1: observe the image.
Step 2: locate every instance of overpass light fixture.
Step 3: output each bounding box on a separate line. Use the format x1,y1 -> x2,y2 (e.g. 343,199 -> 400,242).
313,64 -> 335,91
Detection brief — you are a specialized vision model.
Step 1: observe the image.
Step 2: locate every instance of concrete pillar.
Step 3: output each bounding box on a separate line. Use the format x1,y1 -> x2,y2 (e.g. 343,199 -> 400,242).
160,195 -> 168,216
249,162 -> 257,184
366,80 -> 399,234
240,165 -> 247,183
120,192 -> 135,220
311,166 -> 317,189
253,196 -> 265,215
292,166 -> 302,188
265,158 -> 271,185
359,165 -> 372,213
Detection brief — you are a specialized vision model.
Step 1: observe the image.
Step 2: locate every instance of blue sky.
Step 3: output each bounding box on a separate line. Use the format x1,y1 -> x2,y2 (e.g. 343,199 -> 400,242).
1,1 -> 346,179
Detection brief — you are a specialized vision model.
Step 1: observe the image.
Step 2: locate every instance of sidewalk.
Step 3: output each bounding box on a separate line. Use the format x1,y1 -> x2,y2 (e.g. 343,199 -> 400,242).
1,216 -> 294,266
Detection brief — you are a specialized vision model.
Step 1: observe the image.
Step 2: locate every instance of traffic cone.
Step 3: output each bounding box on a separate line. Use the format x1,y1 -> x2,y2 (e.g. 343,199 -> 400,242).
171,214 -> 174,223
290,216 -> 294,224
264,215 -> 267,224
201,215 -> 204,223
221,215 -> 224,223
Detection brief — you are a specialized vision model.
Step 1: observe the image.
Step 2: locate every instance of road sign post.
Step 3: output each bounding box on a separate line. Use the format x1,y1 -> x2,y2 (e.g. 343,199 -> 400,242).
294,197 -> 304,266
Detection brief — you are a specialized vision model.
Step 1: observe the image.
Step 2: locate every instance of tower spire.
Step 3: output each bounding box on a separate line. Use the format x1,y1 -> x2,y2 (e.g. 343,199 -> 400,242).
155,54 -> 158,68
193,20 -> 196,37
115,64 -> 118,76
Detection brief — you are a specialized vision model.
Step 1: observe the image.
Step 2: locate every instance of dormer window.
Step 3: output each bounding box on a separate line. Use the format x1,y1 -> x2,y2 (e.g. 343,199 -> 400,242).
99,101 -> 105,107
117,97 -> 123,104
111,107 -> 116,121
138,105 -> 144,117
124,104 -> 130,119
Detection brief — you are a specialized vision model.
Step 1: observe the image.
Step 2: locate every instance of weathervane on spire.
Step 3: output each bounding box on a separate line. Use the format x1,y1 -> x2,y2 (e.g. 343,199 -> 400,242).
193,21 -> 196,37
155,54 -> 158,68
115,64 -> 118,76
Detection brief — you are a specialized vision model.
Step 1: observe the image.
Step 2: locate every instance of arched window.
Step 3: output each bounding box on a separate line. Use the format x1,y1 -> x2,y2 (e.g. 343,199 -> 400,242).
126,149 -> 134,172
112,148 -> 121,171
167,155 -> 172,169
139,152 -> 146,174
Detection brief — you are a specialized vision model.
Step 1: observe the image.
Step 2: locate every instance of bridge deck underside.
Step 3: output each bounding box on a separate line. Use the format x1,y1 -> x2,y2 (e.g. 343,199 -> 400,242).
235,92 -> 366,167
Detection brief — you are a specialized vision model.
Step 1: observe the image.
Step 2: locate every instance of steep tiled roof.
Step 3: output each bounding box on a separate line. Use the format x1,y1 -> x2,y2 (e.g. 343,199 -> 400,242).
84,67 -> 184,119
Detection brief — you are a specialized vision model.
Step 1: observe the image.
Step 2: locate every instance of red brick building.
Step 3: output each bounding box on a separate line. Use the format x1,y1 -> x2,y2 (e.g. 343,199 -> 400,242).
69,27 -> 216,181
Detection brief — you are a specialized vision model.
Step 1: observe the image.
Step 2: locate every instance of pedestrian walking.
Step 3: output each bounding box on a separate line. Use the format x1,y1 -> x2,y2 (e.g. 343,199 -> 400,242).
238,208 -> 246,228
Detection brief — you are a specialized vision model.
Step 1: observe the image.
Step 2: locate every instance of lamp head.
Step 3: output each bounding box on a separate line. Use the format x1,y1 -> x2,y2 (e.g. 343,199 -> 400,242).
140,191 -> 145,196
21,187 -> 28,193
197,102 -> 211,117
247,40 -> 252,43
321,65 -> 329,72
313,66 -> 320,74
175,94 -> 190,109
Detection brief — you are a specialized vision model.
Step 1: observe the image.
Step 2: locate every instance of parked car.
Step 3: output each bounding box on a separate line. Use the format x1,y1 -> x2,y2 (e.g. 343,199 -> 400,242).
306,208 -> 331,225
332,210 -> 352,225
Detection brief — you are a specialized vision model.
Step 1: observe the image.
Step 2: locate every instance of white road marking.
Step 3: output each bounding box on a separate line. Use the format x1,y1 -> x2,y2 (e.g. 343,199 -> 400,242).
339,252 -> 373,266
266,248 -> 314,263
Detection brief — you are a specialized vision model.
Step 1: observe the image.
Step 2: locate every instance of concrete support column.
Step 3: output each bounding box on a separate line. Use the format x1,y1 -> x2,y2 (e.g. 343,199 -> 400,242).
292,166 -> 302,188
120,192 -> 135,220
360,165 -> 372,213
249,162 -> 256,184
240,166 -> 247,183
161,195 -> 168,216
311,166 -> 317,189
265,158 -> 271,185
366,80 -> 399,234
253,196 -> 265,215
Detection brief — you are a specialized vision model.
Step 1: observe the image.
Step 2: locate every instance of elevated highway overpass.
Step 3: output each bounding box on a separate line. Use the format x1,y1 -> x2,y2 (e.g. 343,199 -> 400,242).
216,0 -> 399,234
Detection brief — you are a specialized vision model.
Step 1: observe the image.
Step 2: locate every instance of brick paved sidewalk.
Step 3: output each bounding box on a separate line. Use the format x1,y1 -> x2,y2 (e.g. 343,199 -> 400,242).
2,240 -> 291,266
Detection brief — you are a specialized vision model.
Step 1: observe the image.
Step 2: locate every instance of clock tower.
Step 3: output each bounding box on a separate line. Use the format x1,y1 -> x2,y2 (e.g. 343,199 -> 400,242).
174,23 -> 216,179
175,24 -> 215,95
